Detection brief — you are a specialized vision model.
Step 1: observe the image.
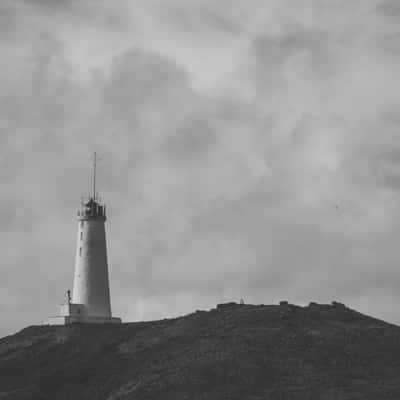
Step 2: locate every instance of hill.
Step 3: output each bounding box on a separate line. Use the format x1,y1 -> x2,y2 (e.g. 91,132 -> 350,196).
0,302 -> 400,399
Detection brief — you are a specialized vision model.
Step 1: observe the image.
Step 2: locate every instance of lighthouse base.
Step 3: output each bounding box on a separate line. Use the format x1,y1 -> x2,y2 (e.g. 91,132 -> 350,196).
47,303 -> 121,325
48,315 -> 121,325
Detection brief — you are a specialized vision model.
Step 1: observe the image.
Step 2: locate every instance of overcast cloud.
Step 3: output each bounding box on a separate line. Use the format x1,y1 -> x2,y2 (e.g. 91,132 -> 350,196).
1,0 -> 400,337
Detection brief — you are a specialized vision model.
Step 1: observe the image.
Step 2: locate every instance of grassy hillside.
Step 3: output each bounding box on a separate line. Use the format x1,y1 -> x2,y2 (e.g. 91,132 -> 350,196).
0,302 -> 399,399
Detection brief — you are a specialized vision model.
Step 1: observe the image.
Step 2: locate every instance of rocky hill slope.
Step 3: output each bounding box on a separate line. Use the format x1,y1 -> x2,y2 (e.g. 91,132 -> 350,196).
0,302 -> 400,400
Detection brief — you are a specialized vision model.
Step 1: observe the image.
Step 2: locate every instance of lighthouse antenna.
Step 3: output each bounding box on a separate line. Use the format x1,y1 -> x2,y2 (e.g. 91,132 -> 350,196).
93,152 -> 97,201
90,152 -> 102,201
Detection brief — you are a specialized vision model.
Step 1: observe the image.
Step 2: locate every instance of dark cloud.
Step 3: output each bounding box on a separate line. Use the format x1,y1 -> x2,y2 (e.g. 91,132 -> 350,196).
162,116 -> 217,164
0,2 -> 17,34
103,50 -> 190,119
377,0 -> 400,18
198,6 -> 243,34
252,24 -> 338,97
158,3 -> 243,36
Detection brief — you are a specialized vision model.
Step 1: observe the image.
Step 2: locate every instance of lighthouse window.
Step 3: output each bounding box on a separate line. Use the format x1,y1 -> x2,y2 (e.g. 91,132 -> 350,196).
80,232 -> 83,240
79,247 -> 82,257
80,221 -> 84,228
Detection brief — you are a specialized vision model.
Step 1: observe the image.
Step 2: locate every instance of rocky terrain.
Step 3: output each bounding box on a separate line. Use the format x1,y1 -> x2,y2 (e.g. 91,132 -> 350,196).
0,302 -> 400,399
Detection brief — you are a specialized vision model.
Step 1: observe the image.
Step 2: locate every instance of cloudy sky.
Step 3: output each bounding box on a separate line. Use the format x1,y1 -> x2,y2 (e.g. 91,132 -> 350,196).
1,0 -> 400,337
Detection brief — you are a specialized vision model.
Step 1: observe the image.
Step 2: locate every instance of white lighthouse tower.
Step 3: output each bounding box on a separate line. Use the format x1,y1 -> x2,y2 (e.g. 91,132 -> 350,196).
48,153 -> 121,324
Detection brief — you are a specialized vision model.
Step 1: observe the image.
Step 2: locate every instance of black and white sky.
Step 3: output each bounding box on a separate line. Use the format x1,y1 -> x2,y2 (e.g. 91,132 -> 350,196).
1,0 -> 400,337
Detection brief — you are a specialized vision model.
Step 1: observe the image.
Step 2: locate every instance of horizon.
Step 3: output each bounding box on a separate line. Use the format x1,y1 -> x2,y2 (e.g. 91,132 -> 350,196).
2,299 -> 397,339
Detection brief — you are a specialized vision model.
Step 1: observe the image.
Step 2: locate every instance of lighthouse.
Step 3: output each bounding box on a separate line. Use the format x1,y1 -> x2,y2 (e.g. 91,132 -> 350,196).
48,153 -> 121,324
